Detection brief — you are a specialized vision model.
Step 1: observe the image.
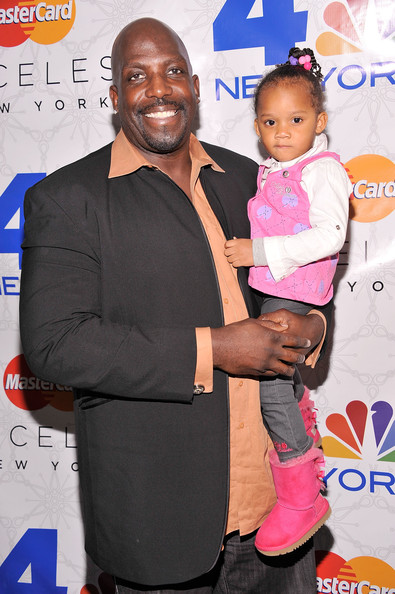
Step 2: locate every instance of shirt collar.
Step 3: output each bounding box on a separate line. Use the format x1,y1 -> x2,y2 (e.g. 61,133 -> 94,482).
108,129 -> 224,179
262,132 -> 328,172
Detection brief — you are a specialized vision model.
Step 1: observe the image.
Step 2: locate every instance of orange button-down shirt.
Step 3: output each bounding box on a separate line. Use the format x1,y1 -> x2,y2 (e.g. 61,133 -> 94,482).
109,130 -> 276,535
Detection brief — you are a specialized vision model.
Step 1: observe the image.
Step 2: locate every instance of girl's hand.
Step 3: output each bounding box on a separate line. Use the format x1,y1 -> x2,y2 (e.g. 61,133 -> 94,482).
224,238 -> 254,268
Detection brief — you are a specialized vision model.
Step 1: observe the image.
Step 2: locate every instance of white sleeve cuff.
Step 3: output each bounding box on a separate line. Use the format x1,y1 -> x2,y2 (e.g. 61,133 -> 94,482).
252,237 -> 268,267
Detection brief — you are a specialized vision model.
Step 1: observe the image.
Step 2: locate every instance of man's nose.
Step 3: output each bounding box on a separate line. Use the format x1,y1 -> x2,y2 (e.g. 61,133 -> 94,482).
145,73 -> 172,98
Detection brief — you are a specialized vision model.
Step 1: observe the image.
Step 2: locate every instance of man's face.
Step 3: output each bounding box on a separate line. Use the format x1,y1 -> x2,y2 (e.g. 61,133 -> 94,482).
110,23 -> 200,156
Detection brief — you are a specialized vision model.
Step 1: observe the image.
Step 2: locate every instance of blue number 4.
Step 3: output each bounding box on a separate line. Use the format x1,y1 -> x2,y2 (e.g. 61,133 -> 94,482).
213,0 -> 308,65
0,529 -> 67,593
0,173 -> 45,270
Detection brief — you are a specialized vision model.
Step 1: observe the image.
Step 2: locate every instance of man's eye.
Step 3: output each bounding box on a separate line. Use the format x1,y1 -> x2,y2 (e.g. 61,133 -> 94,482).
129,73 -> 144,81
168,67 -> 183,75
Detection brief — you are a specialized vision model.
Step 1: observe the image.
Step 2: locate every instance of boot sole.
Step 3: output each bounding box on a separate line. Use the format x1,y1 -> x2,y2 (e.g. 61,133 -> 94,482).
256,505 -> 331,557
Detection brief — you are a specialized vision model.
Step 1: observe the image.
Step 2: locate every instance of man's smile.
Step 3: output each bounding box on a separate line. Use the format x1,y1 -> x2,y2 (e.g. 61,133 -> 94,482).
144,109 -> 178,119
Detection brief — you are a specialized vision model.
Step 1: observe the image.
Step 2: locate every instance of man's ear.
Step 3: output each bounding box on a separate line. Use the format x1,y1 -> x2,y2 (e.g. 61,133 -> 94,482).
316,111 -> 328,134
192,74 -> 200,104
109,85 -> 118,112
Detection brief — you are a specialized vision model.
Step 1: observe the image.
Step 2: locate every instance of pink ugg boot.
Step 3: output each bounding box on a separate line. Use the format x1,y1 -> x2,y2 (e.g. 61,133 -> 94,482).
255,447 -> 331,556
298,387 -> 321,446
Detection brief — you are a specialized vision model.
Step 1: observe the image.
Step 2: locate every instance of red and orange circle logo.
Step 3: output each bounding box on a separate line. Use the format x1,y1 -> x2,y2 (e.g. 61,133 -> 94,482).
346,154 -> 395,222
316,551 -> 395,593
0,0 -> 76,47
3,354 -> 73,411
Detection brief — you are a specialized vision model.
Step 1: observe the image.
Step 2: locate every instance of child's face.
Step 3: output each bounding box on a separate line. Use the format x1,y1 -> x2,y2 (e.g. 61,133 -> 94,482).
254,80 -> 328,162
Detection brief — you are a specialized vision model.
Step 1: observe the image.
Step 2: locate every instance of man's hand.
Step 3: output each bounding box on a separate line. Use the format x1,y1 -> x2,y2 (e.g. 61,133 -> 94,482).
224,238 -> 254,268
211,317 -> 311,377
259,309 -> 325,357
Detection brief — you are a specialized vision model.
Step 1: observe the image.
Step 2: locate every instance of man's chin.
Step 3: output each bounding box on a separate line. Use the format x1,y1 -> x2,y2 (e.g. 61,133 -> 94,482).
144,132 -> 188,154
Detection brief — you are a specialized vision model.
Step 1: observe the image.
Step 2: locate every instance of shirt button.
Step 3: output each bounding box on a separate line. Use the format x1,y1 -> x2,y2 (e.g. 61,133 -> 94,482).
239,422 -> 244,429
285,186 -> 292,193
239,381 -> 243,387
283,170 -> 289,178
224,298 -> 229,304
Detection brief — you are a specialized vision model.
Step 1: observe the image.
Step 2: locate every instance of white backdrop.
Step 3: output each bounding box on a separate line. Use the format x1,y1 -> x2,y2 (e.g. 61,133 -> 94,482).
1,1 -> 394,592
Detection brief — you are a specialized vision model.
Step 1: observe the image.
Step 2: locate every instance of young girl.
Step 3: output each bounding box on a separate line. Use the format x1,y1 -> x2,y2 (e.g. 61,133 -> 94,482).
224,47 -> 351,556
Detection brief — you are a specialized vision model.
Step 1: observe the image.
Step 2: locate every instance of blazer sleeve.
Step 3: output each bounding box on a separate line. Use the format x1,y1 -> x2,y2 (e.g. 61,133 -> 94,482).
19,182 -> 198,403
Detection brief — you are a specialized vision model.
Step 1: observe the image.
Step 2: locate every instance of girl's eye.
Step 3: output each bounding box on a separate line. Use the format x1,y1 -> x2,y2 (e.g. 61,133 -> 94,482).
265,119 -> 275,126
293,117 -> 303,123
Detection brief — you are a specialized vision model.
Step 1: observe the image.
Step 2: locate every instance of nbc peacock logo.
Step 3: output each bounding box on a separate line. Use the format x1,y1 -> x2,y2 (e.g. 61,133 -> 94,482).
316,0 -> 394,56
323,400 -> 395,463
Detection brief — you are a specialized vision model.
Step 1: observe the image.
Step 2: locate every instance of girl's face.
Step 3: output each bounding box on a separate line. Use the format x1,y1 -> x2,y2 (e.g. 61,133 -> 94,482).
254,80 -> 328,162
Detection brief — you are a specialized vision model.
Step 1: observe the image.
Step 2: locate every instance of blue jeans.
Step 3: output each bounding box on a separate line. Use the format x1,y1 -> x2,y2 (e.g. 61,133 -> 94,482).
114,531 -> 316,593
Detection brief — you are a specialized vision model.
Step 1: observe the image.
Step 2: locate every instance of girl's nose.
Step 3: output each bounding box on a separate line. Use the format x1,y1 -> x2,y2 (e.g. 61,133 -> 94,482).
275,125 -> 290,138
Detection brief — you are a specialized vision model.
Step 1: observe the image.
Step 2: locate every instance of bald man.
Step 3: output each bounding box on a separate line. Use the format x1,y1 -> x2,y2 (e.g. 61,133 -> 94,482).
20,18 -> 328,593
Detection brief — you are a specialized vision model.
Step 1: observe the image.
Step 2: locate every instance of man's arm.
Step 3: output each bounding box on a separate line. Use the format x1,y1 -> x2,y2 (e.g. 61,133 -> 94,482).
20,183 -> 198,403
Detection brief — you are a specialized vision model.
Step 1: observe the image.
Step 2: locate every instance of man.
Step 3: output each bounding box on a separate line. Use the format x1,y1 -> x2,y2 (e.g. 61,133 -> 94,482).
20,18 -> 329,593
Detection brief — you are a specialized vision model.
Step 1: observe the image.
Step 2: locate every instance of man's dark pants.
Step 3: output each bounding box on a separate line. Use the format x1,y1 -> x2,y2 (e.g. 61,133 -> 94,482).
115,531 -> 316,594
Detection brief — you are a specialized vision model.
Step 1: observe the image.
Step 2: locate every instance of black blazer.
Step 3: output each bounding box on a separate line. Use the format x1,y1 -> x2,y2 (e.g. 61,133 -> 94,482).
20,141 -> 261,584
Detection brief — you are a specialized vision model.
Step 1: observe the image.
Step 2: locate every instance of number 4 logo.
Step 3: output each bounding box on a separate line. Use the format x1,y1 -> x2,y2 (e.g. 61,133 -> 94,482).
0,529 -> 67,592
213,0 -> 308,65
0,173 -> 46,270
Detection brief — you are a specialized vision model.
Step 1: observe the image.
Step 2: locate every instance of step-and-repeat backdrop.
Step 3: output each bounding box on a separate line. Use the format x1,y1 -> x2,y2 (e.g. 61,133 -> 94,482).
1,1 -> 394,592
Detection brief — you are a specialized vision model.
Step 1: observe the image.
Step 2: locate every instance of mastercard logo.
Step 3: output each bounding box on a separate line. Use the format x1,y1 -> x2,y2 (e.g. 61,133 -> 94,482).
316,0 -> 394,56
3,353 -> 73,412
316,551 -> 395,593
345,154 -> 395,222
0,0 -> 76,47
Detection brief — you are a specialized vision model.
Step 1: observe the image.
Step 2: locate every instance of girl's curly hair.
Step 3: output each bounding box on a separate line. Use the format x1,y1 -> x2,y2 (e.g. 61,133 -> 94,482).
254,47 -> 325,114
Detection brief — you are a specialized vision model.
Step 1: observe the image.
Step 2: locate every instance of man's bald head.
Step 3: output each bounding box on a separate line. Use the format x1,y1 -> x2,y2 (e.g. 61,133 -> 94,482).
111,18 -> 193,87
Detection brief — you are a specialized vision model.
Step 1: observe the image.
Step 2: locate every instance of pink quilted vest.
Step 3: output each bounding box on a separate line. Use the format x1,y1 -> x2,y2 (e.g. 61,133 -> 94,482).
248,151 -> 340,305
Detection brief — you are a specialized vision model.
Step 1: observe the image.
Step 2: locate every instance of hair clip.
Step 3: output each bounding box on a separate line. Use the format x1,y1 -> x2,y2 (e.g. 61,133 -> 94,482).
289,54 -> 312,70
299,55 -> 312,70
